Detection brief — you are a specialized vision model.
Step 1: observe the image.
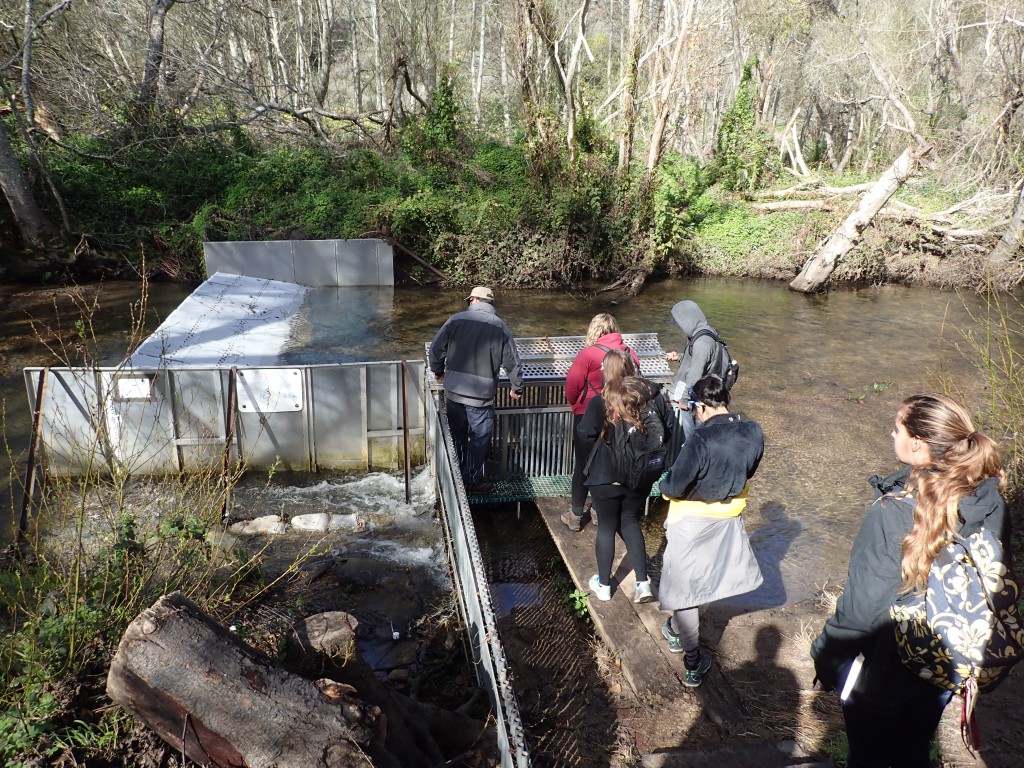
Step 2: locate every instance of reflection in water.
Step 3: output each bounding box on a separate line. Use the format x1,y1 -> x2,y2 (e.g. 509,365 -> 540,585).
1,277 -> 1019,605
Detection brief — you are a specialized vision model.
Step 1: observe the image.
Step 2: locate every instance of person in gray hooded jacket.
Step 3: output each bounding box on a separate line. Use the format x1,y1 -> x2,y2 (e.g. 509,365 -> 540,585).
811,394 -> 1008,768
429,287 -> 523,493
665,300 -> 730,444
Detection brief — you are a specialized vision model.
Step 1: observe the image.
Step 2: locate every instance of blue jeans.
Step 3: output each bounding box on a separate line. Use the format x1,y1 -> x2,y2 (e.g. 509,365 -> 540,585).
446,399 -> 495,484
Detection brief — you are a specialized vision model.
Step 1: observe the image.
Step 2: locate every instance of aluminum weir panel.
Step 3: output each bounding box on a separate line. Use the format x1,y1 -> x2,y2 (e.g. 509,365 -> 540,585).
126,273 -> 309,369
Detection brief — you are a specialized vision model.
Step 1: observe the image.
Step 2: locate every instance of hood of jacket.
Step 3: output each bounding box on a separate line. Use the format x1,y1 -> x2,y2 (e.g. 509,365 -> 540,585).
870,466 -> 1005,532
671,300 -> 710,339
596,331 -> 628,349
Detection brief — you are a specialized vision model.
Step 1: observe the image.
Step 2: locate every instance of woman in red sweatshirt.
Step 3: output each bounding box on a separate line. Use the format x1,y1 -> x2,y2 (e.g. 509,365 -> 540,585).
562,313 -> 639,531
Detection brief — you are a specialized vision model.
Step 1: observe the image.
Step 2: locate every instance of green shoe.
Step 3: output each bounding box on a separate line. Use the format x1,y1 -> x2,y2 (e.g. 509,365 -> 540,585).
683,652 -> 712,688
661,620 -> 684,653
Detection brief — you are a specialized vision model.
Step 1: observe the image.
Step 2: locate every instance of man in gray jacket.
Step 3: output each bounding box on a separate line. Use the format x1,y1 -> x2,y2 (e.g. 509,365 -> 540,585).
429,287 -> 523,494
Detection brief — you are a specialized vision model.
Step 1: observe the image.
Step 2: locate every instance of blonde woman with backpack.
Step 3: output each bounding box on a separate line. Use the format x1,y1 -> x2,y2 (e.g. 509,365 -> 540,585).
811,394 -> 1008,768
575,349 -> 673,604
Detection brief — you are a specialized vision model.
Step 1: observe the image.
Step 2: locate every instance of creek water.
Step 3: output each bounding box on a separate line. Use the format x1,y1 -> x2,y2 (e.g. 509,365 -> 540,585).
0,278 -> 1015,609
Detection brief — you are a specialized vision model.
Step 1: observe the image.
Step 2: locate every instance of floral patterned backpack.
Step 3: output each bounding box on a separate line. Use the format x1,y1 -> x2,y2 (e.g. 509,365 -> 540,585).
891,527 -> 1024,751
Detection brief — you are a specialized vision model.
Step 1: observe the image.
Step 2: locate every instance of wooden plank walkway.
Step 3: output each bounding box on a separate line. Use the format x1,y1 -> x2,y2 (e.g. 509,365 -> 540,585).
533,497 -> 749,738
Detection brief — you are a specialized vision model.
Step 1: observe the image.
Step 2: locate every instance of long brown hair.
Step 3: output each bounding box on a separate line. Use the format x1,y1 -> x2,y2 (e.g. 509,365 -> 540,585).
898,394 -> 1005,593
585,313 -> 620,346
600,349 -> 645,440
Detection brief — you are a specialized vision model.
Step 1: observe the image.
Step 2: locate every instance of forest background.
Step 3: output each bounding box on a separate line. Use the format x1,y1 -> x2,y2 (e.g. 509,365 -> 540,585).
1,0 -> 1023,292
2,2 -> 1024,765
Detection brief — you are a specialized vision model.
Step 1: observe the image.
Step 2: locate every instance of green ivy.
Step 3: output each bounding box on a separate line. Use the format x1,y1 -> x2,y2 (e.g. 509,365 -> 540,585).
714,60 -> 776,195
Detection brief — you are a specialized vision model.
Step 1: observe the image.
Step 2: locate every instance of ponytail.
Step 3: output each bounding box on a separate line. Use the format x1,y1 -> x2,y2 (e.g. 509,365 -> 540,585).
898,395 -> 1005,593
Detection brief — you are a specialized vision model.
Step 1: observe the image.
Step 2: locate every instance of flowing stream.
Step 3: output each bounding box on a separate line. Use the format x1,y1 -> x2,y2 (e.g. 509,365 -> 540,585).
0,277 -> 1017,605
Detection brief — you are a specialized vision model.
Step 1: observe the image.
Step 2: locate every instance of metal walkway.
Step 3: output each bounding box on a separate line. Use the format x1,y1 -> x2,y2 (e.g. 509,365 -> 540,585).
426,334 -> 674,768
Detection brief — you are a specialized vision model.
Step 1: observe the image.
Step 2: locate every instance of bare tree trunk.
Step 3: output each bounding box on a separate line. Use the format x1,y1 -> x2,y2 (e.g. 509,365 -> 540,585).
313,0 -> 333,105
498,11 -> 511,137
349,1 -> 363,112
474,0 -> 486,125
988,182 -> 1024,263
372,0 -> 384,111
134,0 -> 176,123
448,0 -> 457,60
790,144 -> 929,293
617,0 -> 643,177
0,122 -> 57,250
645,0 -> 695,176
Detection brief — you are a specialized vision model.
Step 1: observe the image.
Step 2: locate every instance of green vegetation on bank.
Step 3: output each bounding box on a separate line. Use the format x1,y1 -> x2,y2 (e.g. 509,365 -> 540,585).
5,65 -> 996,291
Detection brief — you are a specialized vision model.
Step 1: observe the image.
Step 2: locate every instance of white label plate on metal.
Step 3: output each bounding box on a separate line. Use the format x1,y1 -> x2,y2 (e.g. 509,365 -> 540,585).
116,377 -> 153,400
236,368 -> 304,412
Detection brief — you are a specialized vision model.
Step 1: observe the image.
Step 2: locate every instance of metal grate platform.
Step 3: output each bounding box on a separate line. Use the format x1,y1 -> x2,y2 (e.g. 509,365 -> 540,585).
426,333 -> 673,390
468,474 -> 666,504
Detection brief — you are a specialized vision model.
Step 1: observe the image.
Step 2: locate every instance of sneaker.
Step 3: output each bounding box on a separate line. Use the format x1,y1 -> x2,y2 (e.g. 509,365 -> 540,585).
466,481 -> 494,494
683,652 -> 712,688
634,580 -> 655,604
560,510 -> 584,532
661,620 -> 685,653
588,574 -> 612,602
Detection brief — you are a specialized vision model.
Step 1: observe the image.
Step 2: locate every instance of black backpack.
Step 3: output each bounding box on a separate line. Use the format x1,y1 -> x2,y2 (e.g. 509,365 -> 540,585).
610,399 -> 668,491
686,328 -> 739,390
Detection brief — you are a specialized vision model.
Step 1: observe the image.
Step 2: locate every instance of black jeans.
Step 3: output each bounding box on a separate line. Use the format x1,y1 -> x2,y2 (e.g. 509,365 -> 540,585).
842,685 -> 952,768
570,414 -> 589,512
588,484 -> 649,585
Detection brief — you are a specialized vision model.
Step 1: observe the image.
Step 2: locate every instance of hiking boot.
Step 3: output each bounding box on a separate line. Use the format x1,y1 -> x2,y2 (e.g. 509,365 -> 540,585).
683,651 -> 712,688
588,574 -> 612,602
560,510 -> 584,532
634,580 -> 655,604
661,620 -> 685,653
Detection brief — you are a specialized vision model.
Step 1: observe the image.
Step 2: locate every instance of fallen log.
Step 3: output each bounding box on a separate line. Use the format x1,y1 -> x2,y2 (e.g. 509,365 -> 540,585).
789,144 -> 930,293
107,593 -> 383,768
107,593 -> 494,768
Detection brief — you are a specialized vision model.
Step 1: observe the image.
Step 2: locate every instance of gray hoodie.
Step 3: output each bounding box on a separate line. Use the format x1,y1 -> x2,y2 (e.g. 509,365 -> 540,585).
671,300 -> 725,388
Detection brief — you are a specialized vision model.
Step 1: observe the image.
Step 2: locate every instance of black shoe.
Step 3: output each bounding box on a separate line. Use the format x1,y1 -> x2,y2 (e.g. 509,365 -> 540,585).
466,481 -> 494,494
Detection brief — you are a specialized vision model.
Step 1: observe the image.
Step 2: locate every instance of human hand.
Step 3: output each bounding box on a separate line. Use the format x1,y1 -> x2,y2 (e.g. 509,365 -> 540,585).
811,657 -> 839,692
509,391 -> 522,401
665,351 -> 679,362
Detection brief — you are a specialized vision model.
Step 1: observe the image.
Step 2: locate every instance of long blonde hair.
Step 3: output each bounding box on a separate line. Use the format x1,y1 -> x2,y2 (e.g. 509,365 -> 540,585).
898,394 -> 1005,593
600,349 -> 644,440
585,313 -> 620,346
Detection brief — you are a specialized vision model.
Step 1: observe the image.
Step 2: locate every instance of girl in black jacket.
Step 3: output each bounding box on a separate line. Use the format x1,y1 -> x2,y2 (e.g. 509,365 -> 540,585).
575,349 -> 674,604
811,394 -> 1007,768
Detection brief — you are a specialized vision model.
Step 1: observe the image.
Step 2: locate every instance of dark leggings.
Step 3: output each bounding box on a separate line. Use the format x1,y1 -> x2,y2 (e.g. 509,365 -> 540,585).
842,685 -> 951,768
570,414 -> 589,512
589,484 -> 649,585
